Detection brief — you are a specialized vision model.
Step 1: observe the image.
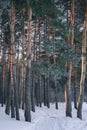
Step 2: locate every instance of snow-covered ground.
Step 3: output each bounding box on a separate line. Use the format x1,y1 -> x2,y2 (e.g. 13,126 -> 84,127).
0,103 -> 87,130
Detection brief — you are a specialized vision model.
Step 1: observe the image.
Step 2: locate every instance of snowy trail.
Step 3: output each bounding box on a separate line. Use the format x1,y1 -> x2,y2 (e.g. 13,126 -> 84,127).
0,103 -> 87,130
31,103 -> 87,130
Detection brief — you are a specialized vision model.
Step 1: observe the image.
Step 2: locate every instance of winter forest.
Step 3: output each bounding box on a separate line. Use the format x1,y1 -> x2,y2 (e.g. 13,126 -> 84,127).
0,0 -> 87,130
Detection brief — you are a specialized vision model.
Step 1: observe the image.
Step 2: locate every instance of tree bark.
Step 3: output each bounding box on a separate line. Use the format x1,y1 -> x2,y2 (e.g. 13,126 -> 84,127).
77,5 -> 87,119
31,72 -> 35,112
1,41 -> 6,107
65,63 -> 72,117
21,10 -> 25,110
65,0 -> 74,117
5,69 -> 11,115
25,67 -> 31,122
55,79 -> 58,109
39,75 -> 42,107
74,72 -> 77,109
47,72 -> 50,108
14,64 -> 20,120
24,5 -> 32,122
10,2 -> 15,118
43,75 -> 47,106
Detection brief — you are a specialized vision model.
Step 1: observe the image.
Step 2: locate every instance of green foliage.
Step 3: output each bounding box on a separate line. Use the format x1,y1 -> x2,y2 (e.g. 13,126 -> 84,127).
30,0 -> 57,19
1,9 -> 9,26
9,0 -> 27,9
1,8 -> 10,47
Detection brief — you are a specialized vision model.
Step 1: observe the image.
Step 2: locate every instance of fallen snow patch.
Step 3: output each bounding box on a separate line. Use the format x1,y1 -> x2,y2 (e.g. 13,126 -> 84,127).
0,103 -> 87,130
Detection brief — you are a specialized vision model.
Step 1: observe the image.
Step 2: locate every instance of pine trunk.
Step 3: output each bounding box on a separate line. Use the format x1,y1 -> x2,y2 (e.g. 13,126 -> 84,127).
10,2 -> 15,118
35,81 -> 39,107
14,65 -> 20,120
44,75 -> 47,106
25,67 -> 31,122
55,79 -> 58,109
24,6 -> 32,122
65,0 -> 74,117
39,75 -> 42,107
74,73 -> 77,109
65,63 -> 72,117
1,42 -> 6,106
47,73 -> 50,108
11,89 -> 15,118
21,11 -> 25,109
31,72 -> 35,112
5,69 -> 11,115
77,5 -> 87,119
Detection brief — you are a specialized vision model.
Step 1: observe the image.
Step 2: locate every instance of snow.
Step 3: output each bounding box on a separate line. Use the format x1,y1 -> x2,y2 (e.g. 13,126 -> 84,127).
79,27 -> 83,32
0,103 -> 87,130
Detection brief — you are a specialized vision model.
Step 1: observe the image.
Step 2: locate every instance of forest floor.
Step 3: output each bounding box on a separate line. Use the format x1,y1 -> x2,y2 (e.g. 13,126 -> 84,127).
0,102 -> 87,130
